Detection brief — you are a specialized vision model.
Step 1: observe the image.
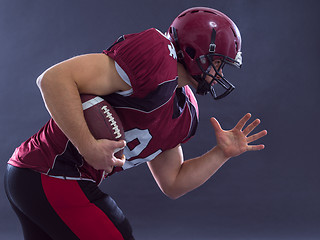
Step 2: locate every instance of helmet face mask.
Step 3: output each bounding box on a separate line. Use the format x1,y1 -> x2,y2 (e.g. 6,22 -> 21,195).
168,7 -> 242,100
195,53 -> 236,99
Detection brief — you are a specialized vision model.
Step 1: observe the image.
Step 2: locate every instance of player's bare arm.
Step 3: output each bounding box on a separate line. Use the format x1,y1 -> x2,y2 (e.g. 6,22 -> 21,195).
148,113 -> 267,199
37,53 -> 131,171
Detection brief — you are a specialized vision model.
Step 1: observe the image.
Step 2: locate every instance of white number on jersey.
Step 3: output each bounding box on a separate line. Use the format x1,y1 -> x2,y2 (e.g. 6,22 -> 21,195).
122,128 -> 162,170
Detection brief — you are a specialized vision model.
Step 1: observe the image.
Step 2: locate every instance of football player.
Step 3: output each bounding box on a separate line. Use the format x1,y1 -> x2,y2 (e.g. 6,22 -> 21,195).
5,7 -> 267,240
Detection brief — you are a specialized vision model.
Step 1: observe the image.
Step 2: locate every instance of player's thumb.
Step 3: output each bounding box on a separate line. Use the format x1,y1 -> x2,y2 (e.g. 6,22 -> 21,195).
210,117 -> 223,133
112,140 -> 126,163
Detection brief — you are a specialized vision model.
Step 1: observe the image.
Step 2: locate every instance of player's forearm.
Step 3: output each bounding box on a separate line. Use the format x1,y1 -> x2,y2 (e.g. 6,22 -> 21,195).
168,146 -> 229,199
37,69 -> 95,153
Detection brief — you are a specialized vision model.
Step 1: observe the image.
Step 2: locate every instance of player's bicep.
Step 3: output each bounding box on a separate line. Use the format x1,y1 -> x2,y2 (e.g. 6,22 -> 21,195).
147,145 -> 184,195
71,53 -> 131,95
40,53 -> 131,96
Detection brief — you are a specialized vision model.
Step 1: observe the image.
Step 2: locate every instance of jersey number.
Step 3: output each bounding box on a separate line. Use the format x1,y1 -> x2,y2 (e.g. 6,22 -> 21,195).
122,128 -> 162,169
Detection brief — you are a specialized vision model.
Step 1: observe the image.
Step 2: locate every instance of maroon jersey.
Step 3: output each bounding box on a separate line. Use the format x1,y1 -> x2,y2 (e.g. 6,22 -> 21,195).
8,28 -> 199,184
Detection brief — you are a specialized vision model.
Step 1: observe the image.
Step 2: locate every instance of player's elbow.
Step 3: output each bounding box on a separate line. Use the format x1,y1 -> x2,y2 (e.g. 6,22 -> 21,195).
36,69 -> 53,92
36,72 -> 45,90
166,193 -> 182,200
162,187 -> 186,200
36,67 -> 64,94
165,191 -> 185,200
157,178 -> 188,199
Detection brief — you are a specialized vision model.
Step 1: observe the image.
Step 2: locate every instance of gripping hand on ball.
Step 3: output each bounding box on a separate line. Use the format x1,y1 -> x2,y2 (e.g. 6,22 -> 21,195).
81,138 -> 126,173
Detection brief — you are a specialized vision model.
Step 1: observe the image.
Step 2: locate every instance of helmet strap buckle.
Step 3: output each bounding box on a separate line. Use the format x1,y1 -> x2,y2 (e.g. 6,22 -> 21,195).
209,43 -> 216,53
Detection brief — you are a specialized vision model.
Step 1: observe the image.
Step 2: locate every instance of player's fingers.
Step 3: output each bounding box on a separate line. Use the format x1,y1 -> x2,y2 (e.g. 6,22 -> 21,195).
113,140 -> 126,154
116,140 -> 126,148
247,144 -> 265,151
104,166 -> 114,174
113,156 -> 125,167
243,118 -> 261,136
247,130 -> 267,143
235,113 -> 251,130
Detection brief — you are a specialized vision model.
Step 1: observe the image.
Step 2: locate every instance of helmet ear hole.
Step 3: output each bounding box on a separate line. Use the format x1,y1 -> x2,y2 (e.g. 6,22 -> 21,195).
185,47 -> 196,59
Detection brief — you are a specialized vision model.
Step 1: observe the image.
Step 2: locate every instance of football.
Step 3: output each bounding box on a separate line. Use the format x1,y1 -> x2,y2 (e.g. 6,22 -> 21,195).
80,94 -> 125,158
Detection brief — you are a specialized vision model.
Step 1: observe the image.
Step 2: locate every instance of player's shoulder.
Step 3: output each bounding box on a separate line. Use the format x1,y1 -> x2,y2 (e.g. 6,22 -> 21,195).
107,28 -> 176,61
104,28 -> 178,98
133,28 -> 177,69
129,28 -> 170,42
125,28 -> 174,56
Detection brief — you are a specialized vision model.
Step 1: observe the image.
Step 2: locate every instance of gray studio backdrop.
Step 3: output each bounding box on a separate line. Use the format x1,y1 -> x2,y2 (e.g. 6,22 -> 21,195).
1,0 -> 319,239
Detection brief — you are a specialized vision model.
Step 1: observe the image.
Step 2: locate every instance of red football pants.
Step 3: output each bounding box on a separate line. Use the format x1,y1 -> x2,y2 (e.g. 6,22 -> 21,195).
4,164 -> 134,240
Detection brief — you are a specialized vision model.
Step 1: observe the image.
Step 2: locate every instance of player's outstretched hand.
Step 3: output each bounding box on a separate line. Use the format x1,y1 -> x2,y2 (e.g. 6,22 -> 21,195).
81,139 -> 126,173
210,113 -> 267,159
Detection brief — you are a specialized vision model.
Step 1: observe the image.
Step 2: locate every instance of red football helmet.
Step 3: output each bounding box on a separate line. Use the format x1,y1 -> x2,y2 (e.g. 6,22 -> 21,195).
167,7 -> 242,99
